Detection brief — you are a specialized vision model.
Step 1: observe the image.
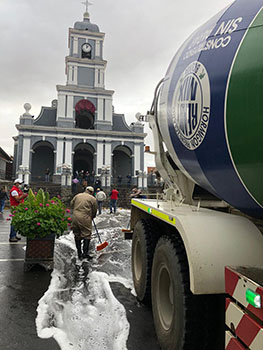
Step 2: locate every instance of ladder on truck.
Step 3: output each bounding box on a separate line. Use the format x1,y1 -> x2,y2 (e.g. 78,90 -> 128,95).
225,266 -> 263,349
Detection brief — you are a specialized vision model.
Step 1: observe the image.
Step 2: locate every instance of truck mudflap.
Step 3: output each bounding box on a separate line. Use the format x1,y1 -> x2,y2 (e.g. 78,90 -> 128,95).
225,266 -> 263,349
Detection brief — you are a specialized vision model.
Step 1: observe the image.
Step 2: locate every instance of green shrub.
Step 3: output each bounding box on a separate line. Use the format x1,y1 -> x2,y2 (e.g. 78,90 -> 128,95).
10,189 -> 71,239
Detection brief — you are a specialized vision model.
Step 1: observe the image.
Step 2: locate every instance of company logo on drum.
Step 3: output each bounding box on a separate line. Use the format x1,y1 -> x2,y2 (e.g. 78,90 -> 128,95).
172,61 -> 210,150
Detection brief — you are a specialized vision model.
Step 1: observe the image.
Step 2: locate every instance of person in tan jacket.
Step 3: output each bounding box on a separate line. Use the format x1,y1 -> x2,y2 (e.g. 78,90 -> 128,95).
71,186 -> 98,259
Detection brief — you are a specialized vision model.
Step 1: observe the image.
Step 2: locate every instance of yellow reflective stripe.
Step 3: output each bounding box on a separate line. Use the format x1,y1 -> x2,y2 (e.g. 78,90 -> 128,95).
131,199 -> 149,212
131,200 -> 176,225
151,209 -> 176,224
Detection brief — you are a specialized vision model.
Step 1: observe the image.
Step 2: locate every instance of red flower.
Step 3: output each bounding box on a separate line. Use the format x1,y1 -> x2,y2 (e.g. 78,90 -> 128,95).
67,217 -> 72,221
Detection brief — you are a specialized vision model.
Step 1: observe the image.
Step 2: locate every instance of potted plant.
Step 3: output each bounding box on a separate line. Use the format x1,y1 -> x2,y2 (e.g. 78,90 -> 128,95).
10,189 -> 71,271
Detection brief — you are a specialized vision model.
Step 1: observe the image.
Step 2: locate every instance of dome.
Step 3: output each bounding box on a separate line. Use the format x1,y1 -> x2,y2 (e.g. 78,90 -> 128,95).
74,13 -> 100,32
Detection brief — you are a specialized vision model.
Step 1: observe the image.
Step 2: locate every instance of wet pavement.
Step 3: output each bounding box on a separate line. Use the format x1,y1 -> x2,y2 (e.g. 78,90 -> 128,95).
0,209 -> 160,350
0,210 -> 60,350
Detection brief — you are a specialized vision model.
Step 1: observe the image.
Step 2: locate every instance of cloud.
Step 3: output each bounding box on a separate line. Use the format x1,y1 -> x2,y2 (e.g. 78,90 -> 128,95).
0,0 -> 233,158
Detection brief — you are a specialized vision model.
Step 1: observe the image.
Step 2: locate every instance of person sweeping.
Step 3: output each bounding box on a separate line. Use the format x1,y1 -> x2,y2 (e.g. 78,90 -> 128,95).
70,186 -> 98,260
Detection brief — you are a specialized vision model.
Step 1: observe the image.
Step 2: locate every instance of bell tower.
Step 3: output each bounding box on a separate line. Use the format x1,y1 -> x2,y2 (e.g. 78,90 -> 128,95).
56,3 -> 114,131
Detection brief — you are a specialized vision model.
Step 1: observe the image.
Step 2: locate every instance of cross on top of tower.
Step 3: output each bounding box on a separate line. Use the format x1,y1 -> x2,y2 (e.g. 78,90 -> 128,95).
81,0 -> 92,13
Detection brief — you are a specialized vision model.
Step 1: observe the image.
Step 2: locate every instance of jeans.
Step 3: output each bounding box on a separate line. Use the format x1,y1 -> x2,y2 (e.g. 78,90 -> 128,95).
97,201 -> 103,215
10,225 -> 17,239
110,199 -> 117,213
0,199 -> 5,212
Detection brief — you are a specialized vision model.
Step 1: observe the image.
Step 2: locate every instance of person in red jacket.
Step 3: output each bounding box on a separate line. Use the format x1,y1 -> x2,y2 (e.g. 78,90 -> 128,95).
109,187 -> 119,214
9,179 -> 27,242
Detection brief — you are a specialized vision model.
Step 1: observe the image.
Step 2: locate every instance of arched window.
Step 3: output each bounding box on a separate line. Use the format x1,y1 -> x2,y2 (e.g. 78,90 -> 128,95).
75,99 -> 96,129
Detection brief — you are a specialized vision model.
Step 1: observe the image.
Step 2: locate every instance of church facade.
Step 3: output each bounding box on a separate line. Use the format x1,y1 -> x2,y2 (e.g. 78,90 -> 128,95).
13,10 -> 146,188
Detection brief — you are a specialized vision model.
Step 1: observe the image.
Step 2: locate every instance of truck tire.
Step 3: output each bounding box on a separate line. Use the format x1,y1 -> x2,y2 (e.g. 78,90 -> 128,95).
132,219 -> 159,304
151,235 -> 224,350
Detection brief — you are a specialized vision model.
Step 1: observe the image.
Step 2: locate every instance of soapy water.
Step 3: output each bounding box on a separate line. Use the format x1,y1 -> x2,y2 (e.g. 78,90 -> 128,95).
36,209 -> 133,350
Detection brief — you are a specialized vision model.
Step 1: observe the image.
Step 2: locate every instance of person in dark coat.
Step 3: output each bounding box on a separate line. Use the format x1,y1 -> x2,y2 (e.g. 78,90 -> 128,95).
94,178 -> 101,191
0,186 -> 9,213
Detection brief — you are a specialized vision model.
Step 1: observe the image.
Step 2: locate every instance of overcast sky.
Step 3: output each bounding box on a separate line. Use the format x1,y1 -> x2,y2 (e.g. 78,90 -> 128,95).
0,0 -> 233,166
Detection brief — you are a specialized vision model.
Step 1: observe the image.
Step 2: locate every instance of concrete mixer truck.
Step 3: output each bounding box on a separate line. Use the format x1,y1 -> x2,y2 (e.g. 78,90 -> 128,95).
128,0 -> 263,349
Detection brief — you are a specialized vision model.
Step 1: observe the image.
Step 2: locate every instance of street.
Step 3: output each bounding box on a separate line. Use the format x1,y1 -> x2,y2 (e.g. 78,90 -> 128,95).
0,209 -> 160,350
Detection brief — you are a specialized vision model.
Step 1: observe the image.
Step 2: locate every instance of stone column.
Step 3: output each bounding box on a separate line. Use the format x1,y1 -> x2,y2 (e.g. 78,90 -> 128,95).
96,142 -> 103,174
55,139 -> 64,172
142,172 -> 147,189
21,137 -> 31,170
105,142 -> 112,187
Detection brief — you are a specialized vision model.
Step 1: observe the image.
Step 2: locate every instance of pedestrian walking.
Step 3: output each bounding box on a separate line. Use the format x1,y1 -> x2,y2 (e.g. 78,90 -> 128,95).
96,188 -> 106,215
90,170 -> 95,185
70,186 -> 98,260
0,186 -> 9,213
9,179 -> 28,242
72,177 -> 79,193
94,178 -> 101,191
79,170 -> 85,185
109,187 -> 119,214
85,171 -> 90,184
126,174 -> 132,186
45,168 -> 50,182
117,174 -> 122,185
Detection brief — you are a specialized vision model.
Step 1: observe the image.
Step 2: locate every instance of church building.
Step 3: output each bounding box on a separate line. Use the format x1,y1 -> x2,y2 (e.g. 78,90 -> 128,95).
13,7 -> 146,188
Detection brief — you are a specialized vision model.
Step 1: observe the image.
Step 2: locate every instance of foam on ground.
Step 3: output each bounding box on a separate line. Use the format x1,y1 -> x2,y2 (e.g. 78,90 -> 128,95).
36,210 -> 132,350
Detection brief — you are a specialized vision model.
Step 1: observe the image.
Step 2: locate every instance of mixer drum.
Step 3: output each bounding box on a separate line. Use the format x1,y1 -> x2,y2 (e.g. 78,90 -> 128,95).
158,0 -> 263,218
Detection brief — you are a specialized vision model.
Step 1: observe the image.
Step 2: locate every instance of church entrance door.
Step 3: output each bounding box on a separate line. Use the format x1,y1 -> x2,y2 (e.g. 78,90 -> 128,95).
112,146 -> 132,185
73,143 -> 94,181
31,141 -> 54,182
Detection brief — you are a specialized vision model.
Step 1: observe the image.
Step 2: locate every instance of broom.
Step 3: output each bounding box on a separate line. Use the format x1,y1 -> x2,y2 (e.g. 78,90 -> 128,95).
93,219 -> 109,251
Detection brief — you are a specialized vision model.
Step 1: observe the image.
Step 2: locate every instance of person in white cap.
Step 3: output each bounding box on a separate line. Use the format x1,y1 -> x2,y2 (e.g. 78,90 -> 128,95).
95,188 -> 106,215
9,179 -> 28,242
70,186 -> 98,259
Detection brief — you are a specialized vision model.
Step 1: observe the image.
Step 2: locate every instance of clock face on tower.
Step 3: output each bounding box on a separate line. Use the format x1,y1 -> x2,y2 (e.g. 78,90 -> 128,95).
82,43 -> 92,53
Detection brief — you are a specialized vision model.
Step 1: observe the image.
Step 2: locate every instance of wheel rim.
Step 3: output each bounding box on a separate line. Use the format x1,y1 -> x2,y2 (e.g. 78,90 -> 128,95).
157,263 -> 174,330
134,238 -> 142,281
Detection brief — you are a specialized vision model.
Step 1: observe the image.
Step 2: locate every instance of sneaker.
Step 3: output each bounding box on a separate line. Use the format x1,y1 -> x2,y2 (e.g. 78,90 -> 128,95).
9,237 -> 18,242
15,236 -> 21,240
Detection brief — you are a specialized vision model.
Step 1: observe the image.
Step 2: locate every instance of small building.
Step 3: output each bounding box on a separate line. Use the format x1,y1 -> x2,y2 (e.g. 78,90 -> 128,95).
0,147 -> 13,180
13,9 -> 146,188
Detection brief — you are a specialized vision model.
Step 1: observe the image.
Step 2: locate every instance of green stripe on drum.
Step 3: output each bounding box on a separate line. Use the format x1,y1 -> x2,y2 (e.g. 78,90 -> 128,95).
226,10 -> 263,206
